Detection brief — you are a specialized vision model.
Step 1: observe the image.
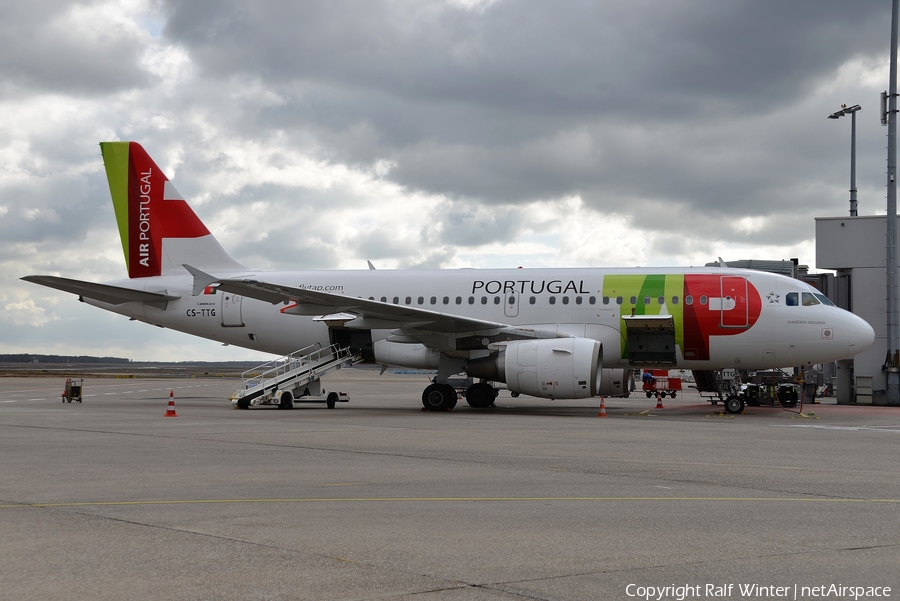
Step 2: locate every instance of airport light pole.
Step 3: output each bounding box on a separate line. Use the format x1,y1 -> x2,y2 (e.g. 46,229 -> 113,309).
885,0 -> 899,406
828,104 -> 862,217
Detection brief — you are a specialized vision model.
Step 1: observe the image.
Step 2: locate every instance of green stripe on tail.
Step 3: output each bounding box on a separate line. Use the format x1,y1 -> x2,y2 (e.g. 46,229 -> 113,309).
99,142 -> 131,273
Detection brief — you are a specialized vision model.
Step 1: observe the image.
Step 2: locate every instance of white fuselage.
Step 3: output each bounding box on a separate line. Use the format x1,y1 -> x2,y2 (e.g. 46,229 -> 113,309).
86,266 -> 874,370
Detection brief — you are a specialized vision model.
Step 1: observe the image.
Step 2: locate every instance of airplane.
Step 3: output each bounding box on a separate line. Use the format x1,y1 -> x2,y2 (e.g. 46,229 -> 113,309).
23,141 -> 876,414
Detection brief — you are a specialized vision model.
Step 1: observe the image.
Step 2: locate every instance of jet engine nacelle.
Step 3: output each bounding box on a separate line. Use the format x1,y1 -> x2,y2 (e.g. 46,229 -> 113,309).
469,338 -> 602,399
597,368 -> 634,398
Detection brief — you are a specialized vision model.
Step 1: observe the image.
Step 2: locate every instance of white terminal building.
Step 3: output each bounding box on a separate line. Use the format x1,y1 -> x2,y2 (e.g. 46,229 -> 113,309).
815,215 -> 900,405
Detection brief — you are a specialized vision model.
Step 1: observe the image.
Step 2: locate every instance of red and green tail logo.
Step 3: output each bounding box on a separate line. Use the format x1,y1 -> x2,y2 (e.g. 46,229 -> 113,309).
100,142 -> 210,278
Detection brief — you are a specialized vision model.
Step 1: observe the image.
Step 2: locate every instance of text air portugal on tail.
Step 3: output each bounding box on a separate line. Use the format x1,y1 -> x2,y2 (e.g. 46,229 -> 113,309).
22,141 -> 876,414
100,141 -> 244,277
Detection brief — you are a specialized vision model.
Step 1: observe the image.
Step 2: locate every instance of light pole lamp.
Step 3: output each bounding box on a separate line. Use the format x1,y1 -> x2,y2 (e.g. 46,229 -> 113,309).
828,104 -> 862,216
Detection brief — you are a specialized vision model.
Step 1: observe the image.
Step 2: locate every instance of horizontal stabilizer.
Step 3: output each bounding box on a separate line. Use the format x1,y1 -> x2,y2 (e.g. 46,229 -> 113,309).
21,275 -> 180,305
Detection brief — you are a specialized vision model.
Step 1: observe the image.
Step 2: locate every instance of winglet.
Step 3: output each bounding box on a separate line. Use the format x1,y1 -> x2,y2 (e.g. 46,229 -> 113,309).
367,260 -> 376,270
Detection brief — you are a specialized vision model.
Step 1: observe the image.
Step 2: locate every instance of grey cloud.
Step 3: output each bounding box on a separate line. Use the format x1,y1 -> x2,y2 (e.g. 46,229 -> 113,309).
156,0 -> 891,217
160,0 -> 889,119
0,175 -> 108,249
435,203 -> 526,247
404,249 -> 457,270
0,1 -> 153,97
351,231 -> 417,263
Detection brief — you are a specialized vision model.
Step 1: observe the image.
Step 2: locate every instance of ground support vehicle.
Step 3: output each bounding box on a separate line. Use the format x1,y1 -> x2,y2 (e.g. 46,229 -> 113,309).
732,383 -> 799,408
230,344 -> 356,410
61,378 -> 83,403
641,370 -> 683,398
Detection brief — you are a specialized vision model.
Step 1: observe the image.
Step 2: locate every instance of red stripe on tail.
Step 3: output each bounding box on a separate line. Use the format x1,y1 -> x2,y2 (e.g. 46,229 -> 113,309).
127,142 -> 210,278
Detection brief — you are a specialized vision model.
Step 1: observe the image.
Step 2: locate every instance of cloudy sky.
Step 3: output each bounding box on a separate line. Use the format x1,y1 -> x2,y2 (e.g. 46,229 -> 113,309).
0,0 -> 894,361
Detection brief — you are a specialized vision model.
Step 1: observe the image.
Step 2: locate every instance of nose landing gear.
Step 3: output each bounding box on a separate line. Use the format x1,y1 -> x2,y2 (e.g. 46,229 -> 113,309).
724,395 -> 745,414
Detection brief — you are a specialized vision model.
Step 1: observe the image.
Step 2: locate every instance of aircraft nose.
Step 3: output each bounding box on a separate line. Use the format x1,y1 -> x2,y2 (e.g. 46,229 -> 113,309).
847,314 -> 875,356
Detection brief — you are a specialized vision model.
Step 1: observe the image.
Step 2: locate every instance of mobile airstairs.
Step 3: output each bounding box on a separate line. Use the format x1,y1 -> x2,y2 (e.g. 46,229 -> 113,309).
230,343 -> 357,410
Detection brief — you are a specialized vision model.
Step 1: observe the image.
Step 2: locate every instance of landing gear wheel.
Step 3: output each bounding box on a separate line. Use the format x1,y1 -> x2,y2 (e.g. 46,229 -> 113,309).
444,384 -> 458,410
326,392 -> 338,409
465,383 -> 496,408
724,395 -> 745,414
422,383 -> 456,411
670,392 -> 676,399
278,390 -> 294,410
237,397 -> 250,410
645,391 -> 652,398
510,392 -> 519,398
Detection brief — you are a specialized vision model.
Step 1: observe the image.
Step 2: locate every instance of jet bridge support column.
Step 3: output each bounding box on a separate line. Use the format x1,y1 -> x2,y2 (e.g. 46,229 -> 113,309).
835,359 -> 853,405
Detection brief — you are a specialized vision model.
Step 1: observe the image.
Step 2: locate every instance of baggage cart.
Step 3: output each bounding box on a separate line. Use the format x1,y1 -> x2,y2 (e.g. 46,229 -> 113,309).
62,378 -> 83,403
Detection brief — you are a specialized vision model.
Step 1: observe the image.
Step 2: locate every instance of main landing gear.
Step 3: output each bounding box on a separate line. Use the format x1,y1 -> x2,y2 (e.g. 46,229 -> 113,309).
464,382 -> 497,408
422,383 -> 458,411
420,381 -> 499,411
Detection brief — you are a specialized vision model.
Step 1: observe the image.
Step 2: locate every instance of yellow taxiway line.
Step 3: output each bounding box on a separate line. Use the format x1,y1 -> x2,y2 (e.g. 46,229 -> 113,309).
1,496 -> 899,509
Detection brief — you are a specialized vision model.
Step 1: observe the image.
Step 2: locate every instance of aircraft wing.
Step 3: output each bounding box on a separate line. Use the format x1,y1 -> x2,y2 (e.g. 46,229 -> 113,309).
211,276 -> 564,340
21,275 -> 181,305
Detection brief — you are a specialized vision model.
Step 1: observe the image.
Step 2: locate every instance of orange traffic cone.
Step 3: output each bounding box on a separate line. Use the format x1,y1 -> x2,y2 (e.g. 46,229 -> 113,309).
164,390 -> 178,417
597,397 -> 607,418
655,392 -> 665,409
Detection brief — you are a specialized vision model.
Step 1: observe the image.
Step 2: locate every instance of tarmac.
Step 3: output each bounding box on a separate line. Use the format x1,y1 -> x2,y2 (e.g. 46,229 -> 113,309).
1,366 -> 899,601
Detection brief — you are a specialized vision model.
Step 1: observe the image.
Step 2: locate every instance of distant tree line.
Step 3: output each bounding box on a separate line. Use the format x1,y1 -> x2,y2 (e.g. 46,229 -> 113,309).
0,354 -> 130,364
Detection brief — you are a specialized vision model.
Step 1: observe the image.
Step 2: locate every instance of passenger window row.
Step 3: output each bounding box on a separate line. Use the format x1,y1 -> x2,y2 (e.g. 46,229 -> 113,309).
366,295 -> 602,306
360,291 -> 835,309
602,295 -> 688,306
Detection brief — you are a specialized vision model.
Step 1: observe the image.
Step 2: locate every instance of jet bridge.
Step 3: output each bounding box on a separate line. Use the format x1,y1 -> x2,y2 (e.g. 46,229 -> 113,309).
230,343 -> 357,409
622,314 -> 677,365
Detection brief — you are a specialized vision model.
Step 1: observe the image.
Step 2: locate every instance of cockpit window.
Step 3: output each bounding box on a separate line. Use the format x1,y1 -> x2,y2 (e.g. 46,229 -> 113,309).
814,293 -> 835,306
802,292 -> 819,306
786,292 -> 798,306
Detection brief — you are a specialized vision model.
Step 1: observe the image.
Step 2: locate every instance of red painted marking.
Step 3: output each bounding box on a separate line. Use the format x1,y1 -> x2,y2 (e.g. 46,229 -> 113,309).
683,274 -> 762,361
127,142 -> 209,278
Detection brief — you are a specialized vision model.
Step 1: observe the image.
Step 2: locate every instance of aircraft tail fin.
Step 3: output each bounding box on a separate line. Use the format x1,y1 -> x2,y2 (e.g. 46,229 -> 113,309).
100,141 -> 246,278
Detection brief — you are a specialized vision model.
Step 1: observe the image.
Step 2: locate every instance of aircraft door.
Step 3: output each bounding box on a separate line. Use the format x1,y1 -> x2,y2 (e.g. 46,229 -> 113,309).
221,293 -> 244,327
720,276 -> 749,328
504,291 -> 519,318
